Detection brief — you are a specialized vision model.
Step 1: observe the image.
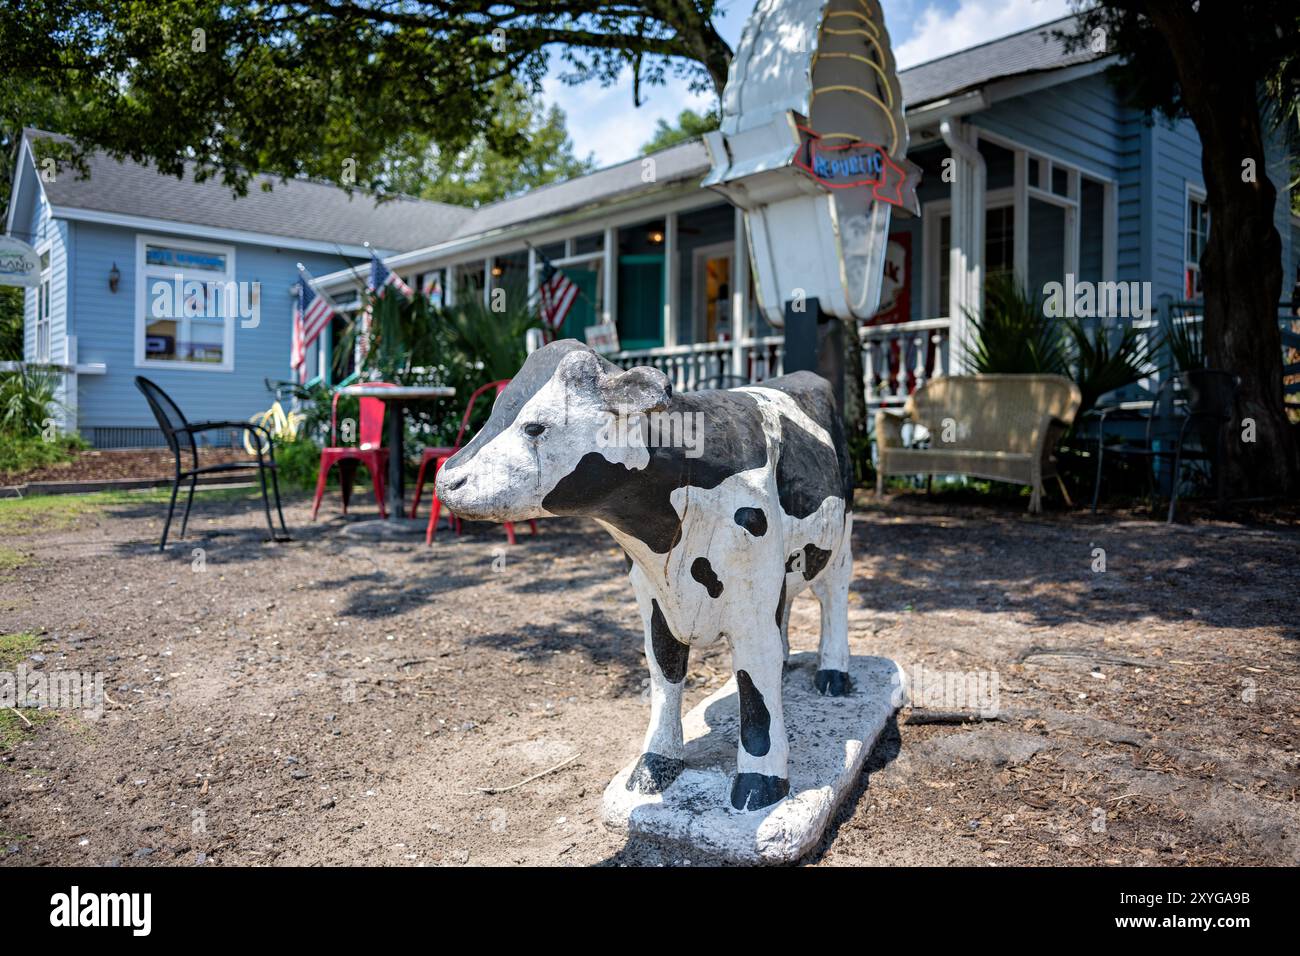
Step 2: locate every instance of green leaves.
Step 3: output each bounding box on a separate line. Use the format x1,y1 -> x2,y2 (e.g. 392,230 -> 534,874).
0,365 -> 62,439
1065,318 -> 1152,417
963,273 -> 1070,376
4,1 -> 732,199
639,107 -> 720,155
964,273 -> 1153,416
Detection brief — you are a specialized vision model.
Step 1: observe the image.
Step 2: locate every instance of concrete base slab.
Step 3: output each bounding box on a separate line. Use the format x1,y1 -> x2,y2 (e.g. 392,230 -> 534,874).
602,652 -> 906,865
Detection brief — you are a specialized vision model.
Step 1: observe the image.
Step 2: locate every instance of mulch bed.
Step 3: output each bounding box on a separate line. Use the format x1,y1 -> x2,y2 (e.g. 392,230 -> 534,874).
3,448 -> 254,486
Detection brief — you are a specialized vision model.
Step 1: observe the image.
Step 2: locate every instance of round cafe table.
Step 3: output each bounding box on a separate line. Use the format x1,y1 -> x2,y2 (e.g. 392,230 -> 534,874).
335,383 -> 455,537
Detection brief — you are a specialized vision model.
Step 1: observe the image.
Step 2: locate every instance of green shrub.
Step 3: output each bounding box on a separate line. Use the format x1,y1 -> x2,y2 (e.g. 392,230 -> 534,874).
963,273 -> 1070,375
1065,319 -> 1153,417
0,365 -> 63,438
0,432 -> 88,481
272,437 -> 324,492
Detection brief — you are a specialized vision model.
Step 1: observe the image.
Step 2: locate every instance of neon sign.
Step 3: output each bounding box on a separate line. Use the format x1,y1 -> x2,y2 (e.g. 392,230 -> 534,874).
794,124 -> 912,207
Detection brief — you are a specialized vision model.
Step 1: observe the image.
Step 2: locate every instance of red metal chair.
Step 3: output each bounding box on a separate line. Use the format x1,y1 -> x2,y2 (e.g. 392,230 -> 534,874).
410,379 -> 537,545
311,383 -> 395,520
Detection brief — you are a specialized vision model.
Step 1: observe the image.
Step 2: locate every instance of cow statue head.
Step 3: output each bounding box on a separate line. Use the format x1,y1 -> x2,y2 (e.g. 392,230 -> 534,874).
434,341 -> 672,522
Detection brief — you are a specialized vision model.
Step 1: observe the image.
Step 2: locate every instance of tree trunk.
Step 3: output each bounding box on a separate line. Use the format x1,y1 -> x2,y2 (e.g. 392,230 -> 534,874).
1148,3 -> 1299,497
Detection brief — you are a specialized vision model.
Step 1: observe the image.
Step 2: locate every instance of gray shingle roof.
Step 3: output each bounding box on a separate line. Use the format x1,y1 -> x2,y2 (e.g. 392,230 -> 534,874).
899,15 -> 1094,106
451,139 -> 712,240
24,129 -> 470,253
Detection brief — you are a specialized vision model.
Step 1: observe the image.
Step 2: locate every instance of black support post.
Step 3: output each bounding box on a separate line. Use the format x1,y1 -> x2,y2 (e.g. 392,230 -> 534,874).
783,296 -> 845,414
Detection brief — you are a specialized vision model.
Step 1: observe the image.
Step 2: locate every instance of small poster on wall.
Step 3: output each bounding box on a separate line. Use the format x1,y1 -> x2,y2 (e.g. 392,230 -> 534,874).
868,232 -> 911,326
584,321 -> 621,355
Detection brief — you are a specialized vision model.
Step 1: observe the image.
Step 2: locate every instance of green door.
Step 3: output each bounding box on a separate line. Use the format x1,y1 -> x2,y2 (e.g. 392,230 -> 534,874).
618,254 -> 664,350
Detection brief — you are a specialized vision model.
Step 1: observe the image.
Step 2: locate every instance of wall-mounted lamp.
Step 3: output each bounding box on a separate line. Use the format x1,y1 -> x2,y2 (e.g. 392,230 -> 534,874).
108,263 -> 121,293
491,265 -> 504,277
648,230 -> 665,244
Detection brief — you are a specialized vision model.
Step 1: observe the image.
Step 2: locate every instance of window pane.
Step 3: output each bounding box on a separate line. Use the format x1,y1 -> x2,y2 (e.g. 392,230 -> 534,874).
573,232 -> 604,255
453,262 -> 485,301
1051,166 -> 1070,197
985,206 -> 1014,277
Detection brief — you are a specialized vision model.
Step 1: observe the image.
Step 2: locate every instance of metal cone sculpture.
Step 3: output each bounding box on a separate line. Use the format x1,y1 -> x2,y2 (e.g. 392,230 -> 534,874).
703,0 -> 920,327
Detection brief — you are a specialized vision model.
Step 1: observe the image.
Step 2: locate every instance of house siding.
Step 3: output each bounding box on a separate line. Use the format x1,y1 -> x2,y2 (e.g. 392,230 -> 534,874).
975,70 -> 1147,286
68,219 -> 353,437
1148,116 -> 1202,302
22,190 -> 75,419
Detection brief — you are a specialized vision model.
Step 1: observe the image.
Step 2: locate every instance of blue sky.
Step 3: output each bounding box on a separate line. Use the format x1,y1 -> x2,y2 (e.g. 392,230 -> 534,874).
542,0 -> 1073,166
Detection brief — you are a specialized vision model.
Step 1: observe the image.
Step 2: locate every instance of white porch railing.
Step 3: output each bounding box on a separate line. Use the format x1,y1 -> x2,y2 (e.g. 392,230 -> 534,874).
609,336 -> 785,391
608,321 -> 955,405
861,318 -> 950,408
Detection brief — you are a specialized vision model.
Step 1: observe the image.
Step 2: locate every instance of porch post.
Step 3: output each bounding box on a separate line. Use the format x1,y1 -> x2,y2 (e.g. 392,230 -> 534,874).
1013,149 -> 1029,287
731,207 -> 747,378
483,256 -> 493,308
663,212 -> 678,348
940,120 -> 986,375
527,246 -> 538,301
603,226 -> 617,326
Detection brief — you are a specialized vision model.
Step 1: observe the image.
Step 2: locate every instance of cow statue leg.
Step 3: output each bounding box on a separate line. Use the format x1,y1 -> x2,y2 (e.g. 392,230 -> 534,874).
728,625 -> 790,811
778,592 -> 792,667
626,567 -> 689,795
812,516 -> 854,696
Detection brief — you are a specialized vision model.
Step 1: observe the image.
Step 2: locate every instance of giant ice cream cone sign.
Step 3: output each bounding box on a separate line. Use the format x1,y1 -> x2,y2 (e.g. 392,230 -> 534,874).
703,0 -> 920,326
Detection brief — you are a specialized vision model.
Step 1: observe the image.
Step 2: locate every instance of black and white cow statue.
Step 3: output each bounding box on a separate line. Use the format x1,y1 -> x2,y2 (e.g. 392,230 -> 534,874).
436,341 -> 854,812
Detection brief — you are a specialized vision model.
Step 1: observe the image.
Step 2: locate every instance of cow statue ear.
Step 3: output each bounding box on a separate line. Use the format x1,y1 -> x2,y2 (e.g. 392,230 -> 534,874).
600,365 -> 673,416
555,348 -> 605,391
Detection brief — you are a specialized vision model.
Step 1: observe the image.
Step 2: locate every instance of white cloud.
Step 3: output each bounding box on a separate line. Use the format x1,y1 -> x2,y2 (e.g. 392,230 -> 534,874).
893,0 -> 1072,69
539,0 -> 1074,165
544,71 -> 715,168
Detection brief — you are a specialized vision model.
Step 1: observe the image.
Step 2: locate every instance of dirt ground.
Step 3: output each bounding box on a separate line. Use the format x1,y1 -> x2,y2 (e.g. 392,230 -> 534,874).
1,486 -> 1297,867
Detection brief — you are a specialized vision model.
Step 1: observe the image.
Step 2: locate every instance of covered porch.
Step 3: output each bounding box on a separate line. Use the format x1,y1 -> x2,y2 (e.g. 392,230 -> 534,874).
596,123 -> 1120,408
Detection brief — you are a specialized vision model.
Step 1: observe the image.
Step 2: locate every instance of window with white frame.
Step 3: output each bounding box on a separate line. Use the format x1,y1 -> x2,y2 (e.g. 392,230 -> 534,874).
1186,190 -> 1209,300
135,236 -> 237,370
35,250 -> 51,363
928,195 -> 1015,317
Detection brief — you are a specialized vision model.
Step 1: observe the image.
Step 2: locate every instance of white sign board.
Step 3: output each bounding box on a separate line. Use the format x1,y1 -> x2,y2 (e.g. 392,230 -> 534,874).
702,0 -> 919,327
0,235 -> 41,288
583,321 -> 621,355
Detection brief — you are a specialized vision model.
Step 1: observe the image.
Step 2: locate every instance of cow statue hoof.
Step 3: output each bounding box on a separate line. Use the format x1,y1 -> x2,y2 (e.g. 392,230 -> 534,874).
731,773 -> 790,812
435,341 -> 857,814
815,669 -> 853,697
626,752 -> 685,794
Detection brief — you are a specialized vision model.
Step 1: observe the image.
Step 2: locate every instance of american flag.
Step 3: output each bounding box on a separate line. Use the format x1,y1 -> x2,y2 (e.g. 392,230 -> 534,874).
538,261 -> 579,332
292,266 -> 337,382
369,252 -> 412,298
290,302 -> 306,383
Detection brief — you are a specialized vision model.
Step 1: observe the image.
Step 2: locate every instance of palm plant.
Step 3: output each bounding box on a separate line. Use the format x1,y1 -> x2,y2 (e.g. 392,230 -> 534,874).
963,273 -> 1070,375
0,365 -> 62,437
1065,319 -> 1155,416
1165,311 -> 1205,373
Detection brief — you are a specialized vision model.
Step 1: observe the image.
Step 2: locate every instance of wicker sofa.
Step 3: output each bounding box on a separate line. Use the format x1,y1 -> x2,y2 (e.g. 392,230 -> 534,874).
875,375 -> 1082,513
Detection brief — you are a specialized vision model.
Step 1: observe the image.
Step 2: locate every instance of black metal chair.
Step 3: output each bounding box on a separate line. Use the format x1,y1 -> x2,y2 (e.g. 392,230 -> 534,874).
1089,369 -> 1238,522
135,376 -> 290,550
